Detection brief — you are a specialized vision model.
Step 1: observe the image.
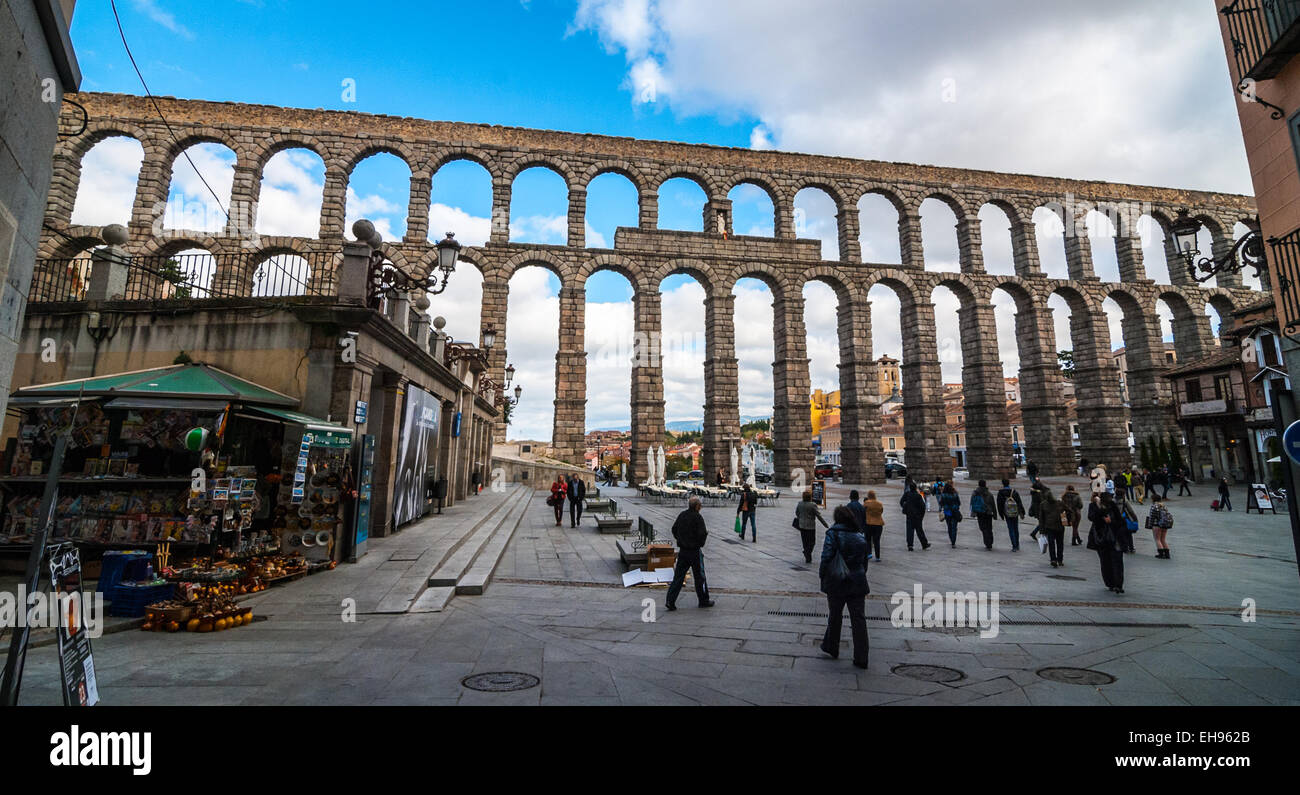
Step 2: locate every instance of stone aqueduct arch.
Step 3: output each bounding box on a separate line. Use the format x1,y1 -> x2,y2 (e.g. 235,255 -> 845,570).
40,93 -> 1263,486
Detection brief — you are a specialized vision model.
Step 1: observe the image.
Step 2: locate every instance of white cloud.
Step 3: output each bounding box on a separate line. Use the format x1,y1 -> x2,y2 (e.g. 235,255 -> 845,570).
428,203 -> 491,247
503,267 -> 560,441
574,0 -> 1251,194
509,214 -> 568,244
163,142 -> 235,233
255,150 -> 323,237
131,0 -> 195,40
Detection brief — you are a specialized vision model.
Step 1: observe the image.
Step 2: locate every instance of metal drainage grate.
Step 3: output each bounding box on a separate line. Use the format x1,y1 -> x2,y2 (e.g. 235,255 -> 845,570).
461,672 -> 541,692
765,611 -> 1191,629
1046,574 -> 1088,581
892,664 -> 966,683
768,610 -> 828,617
1036,667 -> 1116,686
919,625 -> 981,635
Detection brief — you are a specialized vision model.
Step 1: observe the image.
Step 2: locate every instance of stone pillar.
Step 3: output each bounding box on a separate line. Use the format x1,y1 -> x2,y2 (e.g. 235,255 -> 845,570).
638,190 -> 658,230
772,292 -> 815,488
704,198 -> 732,237
567,186 -> 587,247
958,301 -> 1013,481
43,151 -> 80,226
490,175 -> 512,243
900,301 -> 952,482
1210,229 -> 1243,289
405,172 -> 431,243
837,292 -> 882,483
224,162 -> 261,243
775,199 -> 796,239
1015,305 -> 1074,476
1064,206 -> 1095,280
1071,309 -> 1131,473
318,165 -> 348,239
899,211 -> 925,270
629,289 -> 665,485
128,149 -> 173,242
1170,310 -> 1215,362
1164,236 -> 1194,286
412,313 -> 430,347
85,229 -> 131,300
480,277 -> 510,442
1010,219 -> 1043,277
702,292 -> 741,479
956,218 -> 985,274
837,205 -> 861,263
552,284 -> 587,464
1121,310 -> 1179,451
391,292 -> 411,334
1116,234 -> 1147,282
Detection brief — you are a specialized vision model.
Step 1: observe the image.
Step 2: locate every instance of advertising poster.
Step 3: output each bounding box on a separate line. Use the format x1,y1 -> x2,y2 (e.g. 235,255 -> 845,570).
393,386 -> 440,527
48,545 -> 99,706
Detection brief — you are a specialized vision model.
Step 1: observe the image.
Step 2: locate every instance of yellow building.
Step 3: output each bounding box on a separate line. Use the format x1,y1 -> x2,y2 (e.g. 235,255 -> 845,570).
810,388 -> 841,437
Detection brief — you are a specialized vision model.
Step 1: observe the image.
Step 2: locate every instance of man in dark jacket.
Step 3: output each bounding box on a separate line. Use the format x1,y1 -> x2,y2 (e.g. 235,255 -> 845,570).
846,490 -> 868,535
736,484 -> 758,542
666,496 -> 714,610
567,474 -> 586,527
818,505 -> 870,668
899,484 -> 930,551
996,479 -> 1025,551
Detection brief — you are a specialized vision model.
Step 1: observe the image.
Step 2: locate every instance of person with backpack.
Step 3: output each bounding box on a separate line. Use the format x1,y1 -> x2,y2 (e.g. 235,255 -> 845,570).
1114,490 -> 1138,553
938,483 -> 963,548
900,482 -> 931,551
1145,498 -> 1174,559
736,484 -> 758,542
996,478 -> 1025,551
1088,491 -> 1125,594
970,479 -> 997,550
817,505 -> 870,669
1038,486 -> 1067,568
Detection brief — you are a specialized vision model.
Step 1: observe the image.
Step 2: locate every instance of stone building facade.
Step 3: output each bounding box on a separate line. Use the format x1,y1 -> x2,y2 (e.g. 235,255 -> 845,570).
34,92 -> 1264,485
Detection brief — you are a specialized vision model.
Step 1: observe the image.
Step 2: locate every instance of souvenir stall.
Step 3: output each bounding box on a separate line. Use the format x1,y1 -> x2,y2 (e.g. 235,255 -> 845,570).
0,364 -> 355,628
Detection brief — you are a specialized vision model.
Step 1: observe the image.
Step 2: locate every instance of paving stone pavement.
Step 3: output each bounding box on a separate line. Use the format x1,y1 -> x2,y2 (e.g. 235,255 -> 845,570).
11,474 -> 1300,705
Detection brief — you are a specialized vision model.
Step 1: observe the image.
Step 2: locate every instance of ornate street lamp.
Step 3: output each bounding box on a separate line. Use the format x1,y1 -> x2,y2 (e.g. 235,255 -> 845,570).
359,220 -> 462,305
1170,208 -> 1265,284
482,323 -> 497,351
504,363 -> 516,386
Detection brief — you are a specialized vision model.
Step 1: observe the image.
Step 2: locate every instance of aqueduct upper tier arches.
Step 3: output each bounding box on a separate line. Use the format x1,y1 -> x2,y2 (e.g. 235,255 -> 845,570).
39,92 -> 1264,485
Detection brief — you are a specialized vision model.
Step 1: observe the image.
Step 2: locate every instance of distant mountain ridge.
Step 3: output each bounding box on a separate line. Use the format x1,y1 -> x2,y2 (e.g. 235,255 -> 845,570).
589,415 -> 770,433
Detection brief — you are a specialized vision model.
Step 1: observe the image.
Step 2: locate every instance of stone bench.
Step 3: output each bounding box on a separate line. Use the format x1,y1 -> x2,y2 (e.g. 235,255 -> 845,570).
615,537 -> 648,567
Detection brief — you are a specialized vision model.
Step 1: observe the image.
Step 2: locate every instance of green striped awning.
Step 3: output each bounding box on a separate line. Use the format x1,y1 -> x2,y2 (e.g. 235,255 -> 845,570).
10,363 -> 298,407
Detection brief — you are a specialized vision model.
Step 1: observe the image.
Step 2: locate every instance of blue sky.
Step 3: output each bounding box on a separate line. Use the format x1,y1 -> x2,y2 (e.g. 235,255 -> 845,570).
67,1 -> 1261,440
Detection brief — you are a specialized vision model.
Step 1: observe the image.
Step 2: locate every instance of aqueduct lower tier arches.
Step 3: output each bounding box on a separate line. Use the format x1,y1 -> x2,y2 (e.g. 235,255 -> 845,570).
39,92 -> 1263,485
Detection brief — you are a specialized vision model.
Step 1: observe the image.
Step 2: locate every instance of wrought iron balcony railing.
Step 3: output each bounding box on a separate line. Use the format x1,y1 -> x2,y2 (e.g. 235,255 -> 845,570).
1268,224 -> 1300,341
1223,0 -> 1300,81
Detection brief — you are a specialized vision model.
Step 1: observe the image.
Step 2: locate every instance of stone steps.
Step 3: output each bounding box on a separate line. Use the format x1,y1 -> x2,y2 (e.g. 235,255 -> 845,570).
425,486 -> 530,595
455,489 -> 534,595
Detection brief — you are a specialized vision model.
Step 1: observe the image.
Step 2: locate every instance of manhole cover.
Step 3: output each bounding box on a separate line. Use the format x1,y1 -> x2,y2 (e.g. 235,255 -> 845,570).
891,664 -> 966,683
461,672 -> 540,692
1036,667 -> 1115,686
1046,574 -> 1087,581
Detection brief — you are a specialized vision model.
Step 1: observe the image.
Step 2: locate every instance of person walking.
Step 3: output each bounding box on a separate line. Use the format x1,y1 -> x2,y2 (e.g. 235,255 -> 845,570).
1125,469 -> 1137,502
795,490 -> 829,564
567,474 -> 586,527
900,482 -> 931,551
1062,484 -> 1084,546
970,479 -> 997,550
548,476 -> 567,526
1117,490 -> 1138,553
1134,469 -> 1146,504
1087,491 -> 1126,594
471,469 -> 482,495
817,505 -> 870,669
1038,486 -> 1067,567
1177,465 -> 1192,496
1217,477 -> 1233,511
863,490 -> 885,562
1159,466 -> 1171,500
846,489 -> 868,538
1028,480 -> 1044,548
996,478 -> 1025,551
665,496 -> 714,610
939,483 -> 963,548
1027,458 -> 1039,485
736,483 -> 758,542
1145,498 -> 1173,559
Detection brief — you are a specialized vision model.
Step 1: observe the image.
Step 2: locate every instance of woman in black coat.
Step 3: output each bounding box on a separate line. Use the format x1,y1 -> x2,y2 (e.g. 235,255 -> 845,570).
818,505 -> 870,669
1087,492 -> 1126,594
